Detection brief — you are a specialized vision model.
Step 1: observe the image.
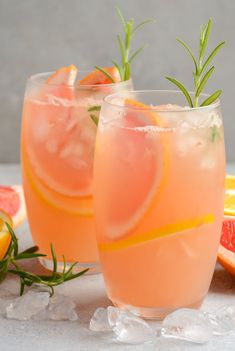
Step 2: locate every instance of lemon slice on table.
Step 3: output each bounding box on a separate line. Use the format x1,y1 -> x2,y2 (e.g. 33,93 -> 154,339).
0,210 -> 13,260
224,175 -> 235,216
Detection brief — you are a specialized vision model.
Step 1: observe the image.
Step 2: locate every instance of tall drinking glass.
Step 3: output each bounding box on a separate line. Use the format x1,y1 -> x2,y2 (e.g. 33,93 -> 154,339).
21,71 -> 132,273
93,90 -> 225,318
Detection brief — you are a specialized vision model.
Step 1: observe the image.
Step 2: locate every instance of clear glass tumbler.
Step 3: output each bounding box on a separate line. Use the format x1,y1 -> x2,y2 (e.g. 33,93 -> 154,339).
21,71 -> 132,273
93,90 -> 225,318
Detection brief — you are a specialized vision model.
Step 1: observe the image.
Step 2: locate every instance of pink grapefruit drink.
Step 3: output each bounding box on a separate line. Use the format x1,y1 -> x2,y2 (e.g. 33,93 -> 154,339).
93,90 -> 225,318
21,66 -> 132,273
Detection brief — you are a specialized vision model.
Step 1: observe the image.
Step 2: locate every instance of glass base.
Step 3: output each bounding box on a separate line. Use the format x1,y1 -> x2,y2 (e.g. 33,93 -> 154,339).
39,257 -> 101,275
112,298 -> 204,320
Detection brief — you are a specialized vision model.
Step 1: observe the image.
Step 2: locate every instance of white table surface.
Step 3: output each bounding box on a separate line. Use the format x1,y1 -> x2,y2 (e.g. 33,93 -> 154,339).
0,164 -> 235,351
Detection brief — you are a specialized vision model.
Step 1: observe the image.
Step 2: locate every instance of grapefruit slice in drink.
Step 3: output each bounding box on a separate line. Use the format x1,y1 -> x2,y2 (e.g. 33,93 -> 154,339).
23,64 -> 95,199
79,67 -> 121,85
97,99 -> 170,240
0,185 -> 26,228
218,218 -> 235,276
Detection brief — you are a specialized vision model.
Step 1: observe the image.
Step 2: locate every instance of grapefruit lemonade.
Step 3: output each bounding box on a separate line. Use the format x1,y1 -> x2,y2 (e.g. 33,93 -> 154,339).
21,66 -> 132,272
93,90 -> 225,318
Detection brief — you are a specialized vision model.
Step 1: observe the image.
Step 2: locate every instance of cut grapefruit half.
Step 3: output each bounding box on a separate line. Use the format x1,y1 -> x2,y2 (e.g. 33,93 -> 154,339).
218,217 -> 235,276
99,99 -> 170,241
0,185 -> 26,228
79,67 -> 121,85
0,210 -> 13,260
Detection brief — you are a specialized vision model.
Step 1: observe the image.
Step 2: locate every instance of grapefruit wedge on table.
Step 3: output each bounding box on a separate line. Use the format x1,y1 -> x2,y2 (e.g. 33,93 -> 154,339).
217,175 -> 235,276
0,185 -> 26,228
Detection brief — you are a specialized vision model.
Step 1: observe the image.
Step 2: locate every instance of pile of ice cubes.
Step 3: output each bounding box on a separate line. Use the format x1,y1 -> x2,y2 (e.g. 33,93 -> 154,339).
2,288 -> 235,345
89,305 -> 235,345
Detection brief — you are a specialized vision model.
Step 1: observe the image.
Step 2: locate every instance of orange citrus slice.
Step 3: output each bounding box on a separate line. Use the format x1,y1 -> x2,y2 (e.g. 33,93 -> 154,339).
218,217 -> 235,276
98,99 -> 170,240
0,210 -> 13,260
224,175 -> 235,216
79,67 -> 121,85
99,214 -> 215,252
0,185 -> 26,228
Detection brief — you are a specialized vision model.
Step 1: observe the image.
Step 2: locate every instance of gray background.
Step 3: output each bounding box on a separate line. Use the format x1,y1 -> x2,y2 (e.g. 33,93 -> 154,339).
0,0 -> 234,162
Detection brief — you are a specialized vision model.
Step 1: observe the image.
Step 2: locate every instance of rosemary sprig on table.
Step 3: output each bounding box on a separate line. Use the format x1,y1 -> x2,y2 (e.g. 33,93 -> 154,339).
96,7 -> 153,82
166,18 -> 225,107
0,222 -> 88,296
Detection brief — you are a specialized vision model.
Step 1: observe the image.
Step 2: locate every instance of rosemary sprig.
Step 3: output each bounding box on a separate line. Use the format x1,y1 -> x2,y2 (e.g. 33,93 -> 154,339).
166,18 -> 225,107
96,7 -> 153,81
0,222 -> 88,296
88,105 -> 101,126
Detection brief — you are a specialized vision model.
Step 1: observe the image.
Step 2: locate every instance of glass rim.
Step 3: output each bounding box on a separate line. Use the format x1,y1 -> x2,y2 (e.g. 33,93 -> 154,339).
103,90 -> 221,112
28,70 -> 132,88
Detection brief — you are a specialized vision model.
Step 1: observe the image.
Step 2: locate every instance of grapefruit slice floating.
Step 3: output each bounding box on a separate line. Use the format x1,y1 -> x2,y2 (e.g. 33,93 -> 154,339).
79,67 -> 121,85
0,210 -> 13,260
0,185 -> 26,228
24,64 -> 95,198
218,218 -> 235,276
100,99 -> 170,241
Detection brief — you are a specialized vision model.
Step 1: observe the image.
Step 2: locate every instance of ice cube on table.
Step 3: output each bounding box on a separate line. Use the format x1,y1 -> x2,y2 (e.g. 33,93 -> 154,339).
113,312 -> 155,344
207,305 -> 235,335
6,291 -> 50,321
48,294 -> 78,321
89,307 -> 112,332
161,308 -> 213,344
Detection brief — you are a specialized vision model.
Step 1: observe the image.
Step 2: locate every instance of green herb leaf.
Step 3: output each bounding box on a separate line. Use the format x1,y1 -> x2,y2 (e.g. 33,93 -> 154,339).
94,66 -> 115,83
165,76 -> 193,107
133,19 -> 154,34
200,18 -> 212,63
0,222 -> 89,295
90,114 -> 99,126
129,45 -> 148,63
201,41 -> 225,74
176,38 -> 198,73
195,66 -> 215,97
166,18 -> 224,107
88,105 -> 101,112
211,125 -> 220,142
200,90 -> 222,106
116,6 -> 127,32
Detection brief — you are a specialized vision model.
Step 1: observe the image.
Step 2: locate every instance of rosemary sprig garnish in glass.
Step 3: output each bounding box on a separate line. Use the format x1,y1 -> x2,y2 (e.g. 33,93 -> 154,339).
166,18 -> 225,107
96,7 -> 153,82
0,222 -> 88,296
